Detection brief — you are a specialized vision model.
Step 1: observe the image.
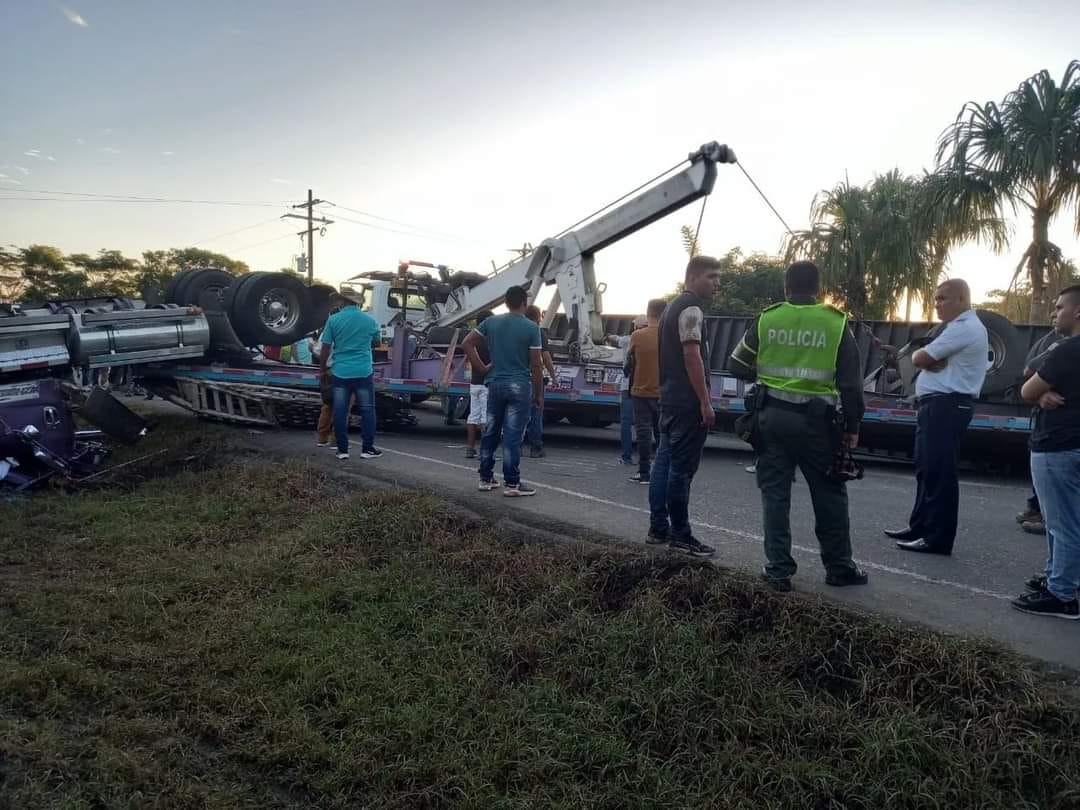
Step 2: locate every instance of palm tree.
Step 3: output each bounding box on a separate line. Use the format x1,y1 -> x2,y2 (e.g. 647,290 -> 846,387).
785,174 -> 932,319
935,61 -> 1080,322
915,169 -> 1010,318
784,180 -> 871,315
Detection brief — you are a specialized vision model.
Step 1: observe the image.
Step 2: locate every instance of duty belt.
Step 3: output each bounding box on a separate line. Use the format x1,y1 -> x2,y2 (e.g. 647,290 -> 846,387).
763,388 -> 837,407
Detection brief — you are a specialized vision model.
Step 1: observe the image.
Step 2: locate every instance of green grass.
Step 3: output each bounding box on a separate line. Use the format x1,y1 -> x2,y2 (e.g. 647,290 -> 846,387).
2,419 -> 1079,808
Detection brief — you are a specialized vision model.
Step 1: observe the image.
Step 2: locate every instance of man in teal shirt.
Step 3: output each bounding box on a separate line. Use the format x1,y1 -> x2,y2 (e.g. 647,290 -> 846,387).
318,290 -> 383,460
462,285 -> 544,496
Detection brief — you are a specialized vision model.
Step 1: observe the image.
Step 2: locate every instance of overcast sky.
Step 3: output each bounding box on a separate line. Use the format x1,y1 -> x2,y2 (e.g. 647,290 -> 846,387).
2,1 -> 1078,314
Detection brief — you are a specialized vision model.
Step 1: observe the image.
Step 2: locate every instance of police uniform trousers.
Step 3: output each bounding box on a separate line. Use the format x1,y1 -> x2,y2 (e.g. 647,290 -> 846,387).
756,400 -> 858,580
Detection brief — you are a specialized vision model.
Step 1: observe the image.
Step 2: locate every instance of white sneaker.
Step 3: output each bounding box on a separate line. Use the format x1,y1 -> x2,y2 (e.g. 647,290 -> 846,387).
336,452 -> 349,460
317,440 -> 330,447
478,479 -> 501,491
503,483 -> 537,497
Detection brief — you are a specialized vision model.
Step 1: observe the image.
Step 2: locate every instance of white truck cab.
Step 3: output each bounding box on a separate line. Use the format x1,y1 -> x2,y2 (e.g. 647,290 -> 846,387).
341,277 -> 429,341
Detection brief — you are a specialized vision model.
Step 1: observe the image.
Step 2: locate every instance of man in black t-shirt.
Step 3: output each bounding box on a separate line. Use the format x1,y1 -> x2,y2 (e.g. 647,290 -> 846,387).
1011,286 -> 1080,620
1015,331 -> 1063,534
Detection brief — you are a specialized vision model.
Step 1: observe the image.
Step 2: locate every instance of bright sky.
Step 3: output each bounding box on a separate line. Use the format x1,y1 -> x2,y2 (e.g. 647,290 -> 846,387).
2,1 -> 1078,316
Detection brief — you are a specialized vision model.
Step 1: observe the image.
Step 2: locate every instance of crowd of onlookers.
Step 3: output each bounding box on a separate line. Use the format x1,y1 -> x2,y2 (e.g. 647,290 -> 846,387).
299,269 -> 1080,620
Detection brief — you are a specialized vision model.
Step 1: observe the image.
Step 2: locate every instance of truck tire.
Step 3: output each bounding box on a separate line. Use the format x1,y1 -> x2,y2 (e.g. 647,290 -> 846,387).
171,268 -> 235,309
975,310 -> 1026,397
222,271 -> 267,318
305,284 -> 336,333
164,268 -> 199,304
228,272 -> 312,347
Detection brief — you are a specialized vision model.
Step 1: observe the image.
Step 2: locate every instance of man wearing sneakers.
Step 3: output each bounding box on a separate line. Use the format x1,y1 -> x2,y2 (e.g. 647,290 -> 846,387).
647,256 -> 723,557
318,289 -> 383,461
627,299 -> 665,484
464,311 -> 495,460
462,285 -> 544,497
1012,285 -> 1080,620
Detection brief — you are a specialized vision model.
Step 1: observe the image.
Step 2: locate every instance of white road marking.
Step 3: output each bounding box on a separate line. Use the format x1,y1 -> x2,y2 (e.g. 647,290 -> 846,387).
378,446 -> 1014,601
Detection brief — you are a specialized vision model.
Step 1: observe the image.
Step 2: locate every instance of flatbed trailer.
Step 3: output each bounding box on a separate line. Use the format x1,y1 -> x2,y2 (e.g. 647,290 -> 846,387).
144,337 -> 1035,463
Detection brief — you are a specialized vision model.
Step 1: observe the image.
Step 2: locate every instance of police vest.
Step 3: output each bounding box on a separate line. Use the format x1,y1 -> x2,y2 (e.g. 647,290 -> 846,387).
756,302 -> 846,403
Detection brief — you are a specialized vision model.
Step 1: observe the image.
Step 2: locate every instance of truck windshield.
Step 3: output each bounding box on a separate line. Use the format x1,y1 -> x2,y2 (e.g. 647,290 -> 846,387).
386,290 -> 426,311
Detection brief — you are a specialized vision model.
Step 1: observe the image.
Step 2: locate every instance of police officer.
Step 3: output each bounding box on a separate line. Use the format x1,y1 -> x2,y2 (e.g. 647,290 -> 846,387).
729,261 -> 868,591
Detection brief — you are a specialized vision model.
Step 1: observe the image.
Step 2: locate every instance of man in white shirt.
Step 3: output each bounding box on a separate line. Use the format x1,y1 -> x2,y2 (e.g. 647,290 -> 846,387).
886,279 -> 988,555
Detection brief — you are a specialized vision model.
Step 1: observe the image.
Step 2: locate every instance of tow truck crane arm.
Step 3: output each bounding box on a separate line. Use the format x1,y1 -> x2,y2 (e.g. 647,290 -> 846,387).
420,141 -> 737,361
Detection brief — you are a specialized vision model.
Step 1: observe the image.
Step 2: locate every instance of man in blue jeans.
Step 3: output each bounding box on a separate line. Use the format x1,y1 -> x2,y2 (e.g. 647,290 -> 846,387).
648,256 -> 723,556
462,285 -> 544,497
1012,285 -> 1080,620
318,289 -> 383,461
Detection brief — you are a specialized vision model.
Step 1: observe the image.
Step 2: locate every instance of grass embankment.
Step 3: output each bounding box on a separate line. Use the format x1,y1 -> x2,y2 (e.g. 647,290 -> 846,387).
2,419 -> 1079,808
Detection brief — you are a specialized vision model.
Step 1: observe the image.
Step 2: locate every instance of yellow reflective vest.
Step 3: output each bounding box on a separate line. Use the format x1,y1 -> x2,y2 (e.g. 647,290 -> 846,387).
756,302 -> 847,403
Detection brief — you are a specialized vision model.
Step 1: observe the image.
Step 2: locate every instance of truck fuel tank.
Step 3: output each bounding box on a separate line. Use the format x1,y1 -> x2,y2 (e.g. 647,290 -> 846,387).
67,305 -> 211,368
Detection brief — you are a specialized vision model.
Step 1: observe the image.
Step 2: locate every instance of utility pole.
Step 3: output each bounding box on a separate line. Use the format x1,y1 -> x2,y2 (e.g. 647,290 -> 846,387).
281,189 -> 333,283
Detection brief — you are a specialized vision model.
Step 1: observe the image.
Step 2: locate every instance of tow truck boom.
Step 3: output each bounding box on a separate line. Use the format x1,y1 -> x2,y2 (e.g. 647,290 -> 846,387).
422,141 -> 737,361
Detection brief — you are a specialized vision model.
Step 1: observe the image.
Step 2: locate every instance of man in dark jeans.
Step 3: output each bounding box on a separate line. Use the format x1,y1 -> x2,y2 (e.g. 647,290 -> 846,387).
647,256 -> 723,557
627,299 -> 665,484
317,289 -> 383,461
1012,285 -> 1080,620
462,285 -> 544,497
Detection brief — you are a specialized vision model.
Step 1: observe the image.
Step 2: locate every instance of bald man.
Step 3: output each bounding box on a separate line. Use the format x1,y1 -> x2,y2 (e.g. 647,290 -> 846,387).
887,279 -> 988,555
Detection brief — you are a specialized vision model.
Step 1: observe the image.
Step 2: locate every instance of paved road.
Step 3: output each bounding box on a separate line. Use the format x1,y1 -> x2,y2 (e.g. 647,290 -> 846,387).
207,402 -> 1074,671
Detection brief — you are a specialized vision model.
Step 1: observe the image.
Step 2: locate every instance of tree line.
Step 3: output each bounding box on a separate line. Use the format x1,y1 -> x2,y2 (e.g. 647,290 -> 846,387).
685,60 -> 1080,324
0,245 -> 251,304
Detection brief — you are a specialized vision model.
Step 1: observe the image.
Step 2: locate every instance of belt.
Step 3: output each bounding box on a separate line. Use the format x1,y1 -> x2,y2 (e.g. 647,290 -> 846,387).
915,392 -> 974,407
763,395 -> 809,413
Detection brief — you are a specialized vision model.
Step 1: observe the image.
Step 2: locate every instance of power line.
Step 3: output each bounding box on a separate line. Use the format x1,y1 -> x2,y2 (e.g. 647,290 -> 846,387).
229,231 -> 300,254
193,217 -> 284,246
326,202 -> 477,244
330,211 -> 439,238
14,186 -> 294,204
0,187 -> 292,207
0,195 -> 286,208
331,210 -> 494,250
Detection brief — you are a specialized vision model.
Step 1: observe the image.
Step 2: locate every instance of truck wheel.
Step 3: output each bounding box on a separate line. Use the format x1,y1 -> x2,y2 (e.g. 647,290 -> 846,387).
171,268 -> 235,309
222,271 -> 266,318
975,310 -> 1026,397
164,268 -> 199,304
305,283 -> 336,333
228,272 -> 312,346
